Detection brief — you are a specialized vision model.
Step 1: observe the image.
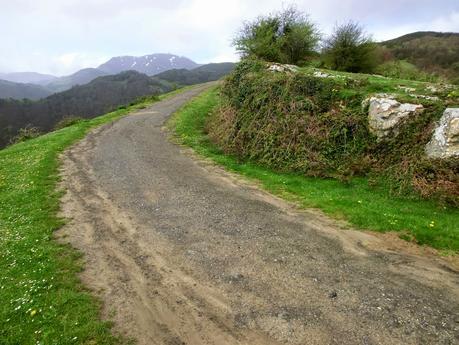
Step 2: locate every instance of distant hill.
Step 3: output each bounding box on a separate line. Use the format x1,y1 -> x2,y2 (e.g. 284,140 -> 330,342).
0,71 -> 175,148
0,69 -> 110,99
46,68 -> 109,92
98,53 -> 199,76
0,72 -> 57,85
0,79 -> 52,100
155,63 -> 236,86
381,31 -> 459,81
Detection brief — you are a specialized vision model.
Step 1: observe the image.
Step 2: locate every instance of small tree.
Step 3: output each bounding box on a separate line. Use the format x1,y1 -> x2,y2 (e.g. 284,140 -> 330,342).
323,22 -> 377,73
233,7 -> 320,65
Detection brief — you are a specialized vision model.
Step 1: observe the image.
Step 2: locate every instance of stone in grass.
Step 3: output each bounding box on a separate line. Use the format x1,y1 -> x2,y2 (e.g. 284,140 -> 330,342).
367,95 -> 424,140
425,108 -> 459,159
313,71 -> 331,78
313,70 -> 348,79
267,63 -> 299,73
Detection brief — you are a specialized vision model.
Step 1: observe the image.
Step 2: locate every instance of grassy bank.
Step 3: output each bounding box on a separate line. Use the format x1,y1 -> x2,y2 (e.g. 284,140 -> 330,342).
0,91 -> 180,344
169,87 -> 459,253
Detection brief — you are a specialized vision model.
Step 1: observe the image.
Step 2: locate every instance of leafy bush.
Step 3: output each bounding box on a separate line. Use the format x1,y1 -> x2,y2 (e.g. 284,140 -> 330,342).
233,6 -> 320,65
208,59 -> 370,176
322,22 -> 378,73
54,116 -> 84,130
10,126 -> 41,144
207,59 -> 459,206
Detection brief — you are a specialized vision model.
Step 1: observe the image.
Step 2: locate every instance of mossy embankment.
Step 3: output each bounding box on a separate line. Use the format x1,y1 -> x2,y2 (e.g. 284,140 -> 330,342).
169,67 -> 459,252
208,59 -> 459,206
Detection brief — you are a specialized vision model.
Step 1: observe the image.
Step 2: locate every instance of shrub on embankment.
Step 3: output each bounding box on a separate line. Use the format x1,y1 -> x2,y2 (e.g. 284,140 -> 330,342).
207,59 -> 459,206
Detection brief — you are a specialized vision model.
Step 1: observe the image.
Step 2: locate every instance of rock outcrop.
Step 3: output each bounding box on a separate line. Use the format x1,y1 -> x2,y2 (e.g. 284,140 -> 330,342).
268,63 -> 298,73
367,95 -> 424,139
425,108 -> 459,159
313,71 -> 331,78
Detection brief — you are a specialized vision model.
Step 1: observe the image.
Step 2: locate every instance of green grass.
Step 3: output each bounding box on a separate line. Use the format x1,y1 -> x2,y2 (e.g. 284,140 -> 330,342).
169,87 -> 459,253
0,89 -> 184,345
300,66 -> 459,104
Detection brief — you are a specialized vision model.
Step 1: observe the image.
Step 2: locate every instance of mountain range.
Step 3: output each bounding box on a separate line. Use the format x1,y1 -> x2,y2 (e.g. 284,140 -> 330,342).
0,72 -> 57,85
0,53 -> 206,100
0,79 -> 54,100
98,53 -> 199,75
0,62 -> 236,148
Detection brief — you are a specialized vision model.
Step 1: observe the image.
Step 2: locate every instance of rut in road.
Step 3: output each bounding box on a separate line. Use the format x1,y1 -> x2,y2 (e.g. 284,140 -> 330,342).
58,84 -> 459,345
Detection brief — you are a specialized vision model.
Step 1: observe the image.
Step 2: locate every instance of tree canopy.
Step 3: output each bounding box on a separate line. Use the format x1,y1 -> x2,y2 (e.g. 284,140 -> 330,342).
233,7 -> 320,65
322,22 -> 378,73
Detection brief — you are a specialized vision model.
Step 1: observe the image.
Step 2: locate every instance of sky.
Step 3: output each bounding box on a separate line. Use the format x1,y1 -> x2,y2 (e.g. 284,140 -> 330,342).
1,0 -> 458,76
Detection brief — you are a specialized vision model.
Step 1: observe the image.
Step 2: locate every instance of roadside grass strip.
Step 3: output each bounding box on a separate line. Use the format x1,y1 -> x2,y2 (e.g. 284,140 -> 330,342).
0,91 -> 179,345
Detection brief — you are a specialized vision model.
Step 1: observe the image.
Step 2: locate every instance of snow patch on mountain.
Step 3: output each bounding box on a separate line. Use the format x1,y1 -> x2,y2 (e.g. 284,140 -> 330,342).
97,53 -> 199,76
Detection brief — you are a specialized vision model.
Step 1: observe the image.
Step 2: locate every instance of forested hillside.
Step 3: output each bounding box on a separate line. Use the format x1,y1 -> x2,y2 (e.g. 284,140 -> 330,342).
381,32 -> 459,82
46,68 -> 109,93
154,63 -> 236,86
0,80 -> 52,100
0,71 -> 174,147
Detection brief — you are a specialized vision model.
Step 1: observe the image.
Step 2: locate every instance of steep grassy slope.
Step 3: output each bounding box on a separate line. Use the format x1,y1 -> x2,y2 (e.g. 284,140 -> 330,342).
0,89 -> 183,344
169,87 -> 459,252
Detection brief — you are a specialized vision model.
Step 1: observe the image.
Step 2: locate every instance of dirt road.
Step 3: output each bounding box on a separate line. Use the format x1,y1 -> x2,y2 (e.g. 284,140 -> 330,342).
59,84 -> 459,345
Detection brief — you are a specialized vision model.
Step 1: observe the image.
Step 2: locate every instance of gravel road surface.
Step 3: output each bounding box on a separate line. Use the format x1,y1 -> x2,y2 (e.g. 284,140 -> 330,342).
59,84 -> 459,345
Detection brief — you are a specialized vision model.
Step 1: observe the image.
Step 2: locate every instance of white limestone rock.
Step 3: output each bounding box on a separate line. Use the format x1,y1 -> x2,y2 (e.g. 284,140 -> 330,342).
426,85 -> 439,93
426,83 -> 454,94
313,71 -> 331,78
425,108 -> 459,159
268,63 -> 299,73
312,70 -> 348,79
367,96 -> 424,139
397,86 -> 416,93
409,94 -> 440,102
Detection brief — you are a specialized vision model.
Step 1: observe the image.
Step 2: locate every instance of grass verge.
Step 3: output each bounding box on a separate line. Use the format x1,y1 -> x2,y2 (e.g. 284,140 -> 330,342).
0,89 -> 183,344
168,87 -> 459,253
